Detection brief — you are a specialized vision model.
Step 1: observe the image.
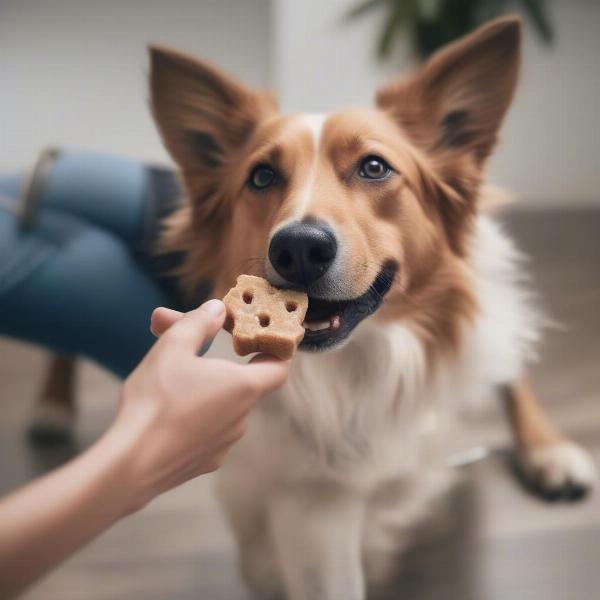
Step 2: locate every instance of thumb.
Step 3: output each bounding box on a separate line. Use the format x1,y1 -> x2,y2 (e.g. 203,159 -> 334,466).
162,299 -> 226,353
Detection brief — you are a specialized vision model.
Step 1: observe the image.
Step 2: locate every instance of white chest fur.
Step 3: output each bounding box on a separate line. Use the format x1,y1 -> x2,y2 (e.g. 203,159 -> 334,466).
215,215 -> 541,600
219,215 -> 539,491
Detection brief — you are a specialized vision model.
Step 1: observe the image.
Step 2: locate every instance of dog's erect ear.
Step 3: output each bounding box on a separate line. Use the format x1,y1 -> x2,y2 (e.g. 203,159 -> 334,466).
376,17 -> 520,253
150,46 -> 275,173
377,16 -> 521,168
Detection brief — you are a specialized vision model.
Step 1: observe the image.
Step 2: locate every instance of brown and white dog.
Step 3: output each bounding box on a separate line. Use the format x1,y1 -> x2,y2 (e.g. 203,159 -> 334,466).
148,17 -> 596,600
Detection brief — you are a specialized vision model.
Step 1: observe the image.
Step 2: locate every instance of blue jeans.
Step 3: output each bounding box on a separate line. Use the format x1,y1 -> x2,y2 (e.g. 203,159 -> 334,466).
0,151 -> 206,378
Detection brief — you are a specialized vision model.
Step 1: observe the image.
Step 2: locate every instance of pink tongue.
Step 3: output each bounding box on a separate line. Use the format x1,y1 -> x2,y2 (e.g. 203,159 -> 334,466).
330,315 -> 341,331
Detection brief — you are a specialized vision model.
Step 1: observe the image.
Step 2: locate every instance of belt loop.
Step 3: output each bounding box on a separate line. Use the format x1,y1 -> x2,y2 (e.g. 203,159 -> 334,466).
19,147 -> 62,231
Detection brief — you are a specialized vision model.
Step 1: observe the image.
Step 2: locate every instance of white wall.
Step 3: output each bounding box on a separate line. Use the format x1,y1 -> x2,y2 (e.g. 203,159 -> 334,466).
272,0 -> 600,208
271,0 -> 406,113
0,0 -> 271,171
2,0 -> 599,207
491,1 -> 600,206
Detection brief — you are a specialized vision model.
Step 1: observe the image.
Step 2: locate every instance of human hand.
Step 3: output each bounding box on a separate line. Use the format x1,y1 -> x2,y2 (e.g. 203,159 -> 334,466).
111,299 -> 289,512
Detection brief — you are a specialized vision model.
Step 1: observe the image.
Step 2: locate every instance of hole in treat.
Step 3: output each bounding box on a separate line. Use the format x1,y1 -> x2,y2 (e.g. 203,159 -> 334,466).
285,302 -> 297,312
242,291 -> 253,304
258,314 -> 270,327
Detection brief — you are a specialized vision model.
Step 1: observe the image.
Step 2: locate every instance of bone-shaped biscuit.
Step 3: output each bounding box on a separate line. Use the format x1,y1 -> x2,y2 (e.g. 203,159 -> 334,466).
223,275 -> 308,359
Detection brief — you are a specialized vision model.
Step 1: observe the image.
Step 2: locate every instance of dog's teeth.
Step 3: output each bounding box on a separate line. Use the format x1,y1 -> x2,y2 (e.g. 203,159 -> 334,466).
330,315 -> 341,331
304,320 -> 330,332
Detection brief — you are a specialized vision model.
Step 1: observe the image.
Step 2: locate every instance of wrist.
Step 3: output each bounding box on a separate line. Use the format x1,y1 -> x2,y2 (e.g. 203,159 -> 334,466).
101,401 -> 164,516
92,422 -> 153,519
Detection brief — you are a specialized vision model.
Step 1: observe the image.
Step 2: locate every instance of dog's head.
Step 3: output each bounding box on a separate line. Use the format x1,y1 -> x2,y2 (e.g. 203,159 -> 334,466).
151,17 -> 520,353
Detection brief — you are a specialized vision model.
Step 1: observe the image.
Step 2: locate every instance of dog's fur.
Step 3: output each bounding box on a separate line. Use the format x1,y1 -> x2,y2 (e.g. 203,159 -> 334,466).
138,16 -> 596,600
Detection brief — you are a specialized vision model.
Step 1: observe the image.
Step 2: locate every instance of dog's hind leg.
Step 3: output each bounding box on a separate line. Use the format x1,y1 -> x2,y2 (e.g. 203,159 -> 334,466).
503,376 -> 596,500
269,483 -> 366,600
28,354 -> 77,443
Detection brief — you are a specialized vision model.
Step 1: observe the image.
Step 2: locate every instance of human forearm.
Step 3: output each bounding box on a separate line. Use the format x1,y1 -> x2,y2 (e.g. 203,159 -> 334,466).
0,427 -> 139,599
0,301 -> 288,599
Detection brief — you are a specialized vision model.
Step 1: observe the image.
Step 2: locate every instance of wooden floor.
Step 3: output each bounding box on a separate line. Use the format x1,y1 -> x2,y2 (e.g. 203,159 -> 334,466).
0,208 -> 599,600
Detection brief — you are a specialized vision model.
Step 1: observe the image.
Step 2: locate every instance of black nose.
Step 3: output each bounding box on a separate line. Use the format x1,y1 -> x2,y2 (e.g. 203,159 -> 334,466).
269,221 -> 337,286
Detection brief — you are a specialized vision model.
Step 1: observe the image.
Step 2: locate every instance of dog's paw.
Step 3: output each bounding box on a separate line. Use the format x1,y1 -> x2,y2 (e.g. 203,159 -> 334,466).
517,442 -> 597,501
27,401 -> 75,445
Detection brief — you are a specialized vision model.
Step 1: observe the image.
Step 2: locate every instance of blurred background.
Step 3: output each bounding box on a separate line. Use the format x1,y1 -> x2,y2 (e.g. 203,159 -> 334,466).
2,0 -> 600,205
1,1 -> 599,599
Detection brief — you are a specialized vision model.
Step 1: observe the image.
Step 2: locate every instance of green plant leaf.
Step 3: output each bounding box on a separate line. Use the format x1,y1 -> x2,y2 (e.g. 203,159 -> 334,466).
377,0 -> 419,58
344,0 -> 390,21
345,0 -> 556,63
476,0 -> 510,22
515,0 -> 554,43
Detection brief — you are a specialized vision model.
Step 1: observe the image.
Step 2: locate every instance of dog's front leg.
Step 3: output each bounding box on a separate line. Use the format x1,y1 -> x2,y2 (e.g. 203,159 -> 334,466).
503,376 -> 596,499
269,484 -> 366,600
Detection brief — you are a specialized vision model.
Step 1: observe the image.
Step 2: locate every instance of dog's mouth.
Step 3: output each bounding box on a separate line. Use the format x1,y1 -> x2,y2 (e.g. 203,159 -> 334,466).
300,262 -> 397,352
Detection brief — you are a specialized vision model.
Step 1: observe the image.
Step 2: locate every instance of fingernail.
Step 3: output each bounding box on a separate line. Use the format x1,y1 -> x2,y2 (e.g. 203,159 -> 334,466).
201,298 -> 225,316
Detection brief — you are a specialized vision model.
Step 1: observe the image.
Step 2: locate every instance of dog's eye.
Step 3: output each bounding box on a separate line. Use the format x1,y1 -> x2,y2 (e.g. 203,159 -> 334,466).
249,164 -> 276,190
359,156 -> 392,180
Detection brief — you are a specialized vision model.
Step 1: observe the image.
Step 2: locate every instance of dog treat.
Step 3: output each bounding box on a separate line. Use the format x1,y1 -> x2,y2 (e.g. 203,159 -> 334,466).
223,275 -> 308,359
